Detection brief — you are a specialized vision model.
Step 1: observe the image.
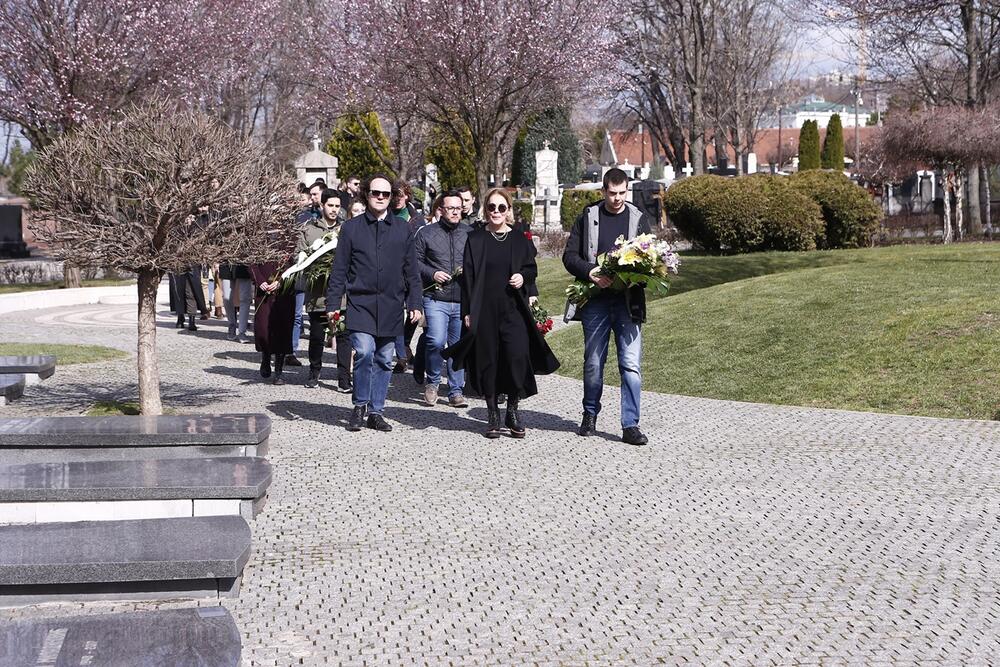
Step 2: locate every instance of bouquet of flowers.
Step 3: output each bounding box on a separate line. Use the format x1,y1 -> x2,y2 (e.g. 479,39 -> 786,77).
280,231 -> 338,292
327,308 -> 346,335
531,301 -> 554,336
424,266 -> 463,293
565,233 -> 680,308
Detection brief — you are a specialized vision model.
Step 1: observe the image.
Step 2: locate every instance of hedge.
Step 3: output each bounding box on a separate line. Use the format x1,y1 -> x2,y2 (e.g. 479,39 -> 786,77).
788,170 -> 882,248
560,189 -> 604,231
512,200 -> 533,227
664,175 -> 823,253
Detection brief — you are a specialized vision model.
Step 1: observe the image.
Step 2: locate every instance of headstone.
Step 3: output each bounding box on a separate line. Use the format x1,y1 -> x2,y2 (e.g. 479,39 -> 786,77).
0,606 -> 241,666
0,457 -> 272,522
0,205 -> 28,259
293,135 -> 338,186
0,515 -> 252,605
0,355 -> 55,386
681,164 -> 694,178
663,165 -> 676,182
0,374 -> 24,406
424,163 -> 440,212
533,141 -> 560,227
745,153 -> 758,175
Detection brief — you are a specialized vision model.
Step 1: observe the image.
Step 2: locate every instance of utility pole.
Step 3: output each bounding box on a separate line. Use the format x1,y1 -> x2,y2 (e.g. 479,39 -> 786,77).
852,78 -> 862,174
776,106 -> 783,171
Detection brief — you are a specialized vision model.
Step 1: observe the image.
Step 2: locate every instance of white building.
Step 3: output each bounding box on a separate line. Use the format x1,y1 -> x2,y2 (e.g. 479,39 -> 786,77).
760,96 -> 874,130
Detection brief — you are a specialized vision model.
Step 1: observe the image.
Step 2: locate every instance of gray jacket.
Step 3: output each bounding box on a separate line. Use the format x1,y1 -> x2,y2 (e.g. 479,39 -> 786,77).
414,219 -> 471,303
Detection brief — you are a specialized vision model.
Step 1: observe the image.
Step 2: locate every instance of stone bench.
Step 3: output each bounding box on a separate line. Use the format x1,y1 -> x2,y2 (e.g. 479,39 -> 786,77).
0,515 -> 252,606
0,413 -> 271,463
0,354 -> 55,385
0,374 -> 24,405
0,456 -> 272,524
0,606 -> 241,666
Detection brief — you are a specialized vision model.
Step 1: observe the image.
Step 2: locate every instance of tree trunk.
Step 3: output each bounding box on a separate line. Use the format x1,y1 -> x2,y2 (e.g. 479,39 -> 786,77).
137,269 -> 163,415
63,264 -> 82,289
961,0 -> 982,233
955,169 -> 965,239
980,163 -> 992,236
943,171 -> 953,243
690,85 -> 705,175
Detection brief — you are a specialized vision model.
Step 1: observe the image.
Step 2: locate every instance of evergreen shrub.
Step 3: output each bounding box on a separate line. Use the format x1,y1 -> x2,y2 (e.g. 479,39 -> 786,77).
789,170 -> 882,248
560,189 -> 604,231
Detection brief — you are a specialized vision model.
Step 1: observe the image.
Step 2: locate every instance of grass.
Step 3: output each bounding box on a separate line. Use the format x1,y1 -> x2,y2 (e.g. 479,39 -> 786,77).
0,343 -> 128,365
540,244 -> 1000,421
0,278 -> 134,295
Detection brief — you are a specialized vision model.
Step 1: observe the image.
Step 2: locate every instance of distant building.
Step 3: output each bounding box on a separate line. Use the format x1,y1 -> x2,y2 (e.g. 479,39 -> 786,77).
760,95 -> 874,129
597,129 -> 668,180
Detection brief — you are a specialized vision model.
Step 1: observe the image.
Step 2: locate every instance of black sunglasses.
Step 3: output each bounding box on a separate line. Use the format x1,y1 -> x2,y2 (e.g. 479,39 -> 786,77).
487,203 -> 509,213
369,190 -> 392,199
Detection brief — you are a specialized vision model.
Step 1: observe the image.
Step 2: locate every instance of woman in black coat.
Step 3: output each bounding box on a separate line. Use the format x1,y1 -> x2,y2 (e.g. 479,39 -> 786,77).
250,261 -> 295,384
445,188 -> 559,438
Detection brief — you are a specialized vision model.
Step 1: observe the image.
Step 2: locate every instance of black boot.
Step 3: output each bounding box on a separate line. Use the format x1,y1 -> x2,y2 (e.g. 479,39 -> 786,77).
272,354 -> 285,385
484,395 -> 502,439
505,396 -> 525,438
305,369 -> 320,388
187,314 -> 198,331
259,353 -> 272,378
175,314 -> 184,329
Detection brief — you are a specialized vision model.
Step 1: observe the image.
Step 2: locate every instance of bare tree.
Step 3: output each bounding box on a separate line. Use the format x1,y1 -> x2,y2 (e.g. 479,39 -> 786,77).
23,100 -> 298,414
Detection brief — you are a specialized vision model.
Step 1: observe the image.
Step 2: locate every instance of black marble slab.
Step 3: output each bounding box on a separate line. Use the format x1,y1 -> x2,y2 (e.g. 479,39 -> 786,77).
0,606 -> 241,666
0,355 -> 55,379
0,443 -> 263,464
0,413 -> 271,447
0,457 -> 271,502
0,374 -> 24,404
0,515 -> 251,586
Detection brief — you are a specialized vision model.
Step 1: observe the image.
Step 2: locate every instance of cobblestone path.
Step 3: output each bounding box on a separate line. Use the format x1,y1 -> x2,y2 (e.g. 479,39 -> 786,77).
2,303 -> 999,665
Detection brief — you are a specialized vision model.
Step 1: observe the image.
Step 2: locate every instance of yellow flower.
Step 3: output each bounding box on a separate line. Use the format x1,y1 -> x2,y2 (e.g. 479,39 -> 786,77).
618,249 -> 641,266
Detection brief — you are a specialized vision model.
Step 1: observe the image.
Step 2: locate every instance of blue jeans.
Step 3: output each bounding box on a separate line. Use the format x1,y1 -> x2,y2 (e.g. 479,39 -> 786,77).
350,332 -> 396,415
581,296 -> 643,428
291,291 -> 305,351
423,298 -> 464,397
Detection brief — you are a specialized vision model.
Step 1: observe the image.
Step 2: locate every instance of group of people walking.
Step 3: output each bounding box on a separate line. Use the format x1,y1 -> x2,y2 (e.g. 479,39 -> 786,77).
192,168 -> 652,446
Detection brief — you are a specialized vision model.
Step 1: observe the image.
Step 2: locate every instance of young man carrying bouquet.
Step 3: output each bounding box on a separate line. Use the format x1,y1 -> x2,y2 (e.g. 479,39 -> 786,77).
562,168 -> 676,447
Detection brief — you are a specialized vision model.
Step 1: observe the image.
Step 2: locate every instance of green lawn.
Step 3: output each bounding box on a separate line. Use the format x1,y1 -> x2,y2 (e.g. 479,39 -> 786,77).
540,244 -> 1000,420
0,343 -> 128,365
0,278 -> 134,294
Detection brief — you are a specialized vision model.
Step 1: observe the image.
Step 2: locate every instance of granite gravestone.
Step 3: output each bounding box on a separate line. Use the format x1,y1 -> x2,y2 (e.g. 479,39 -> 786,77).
0,355 -> 55,385
534,141 -> 559,228
0,606 -> 241,666
0,204 -> 28,259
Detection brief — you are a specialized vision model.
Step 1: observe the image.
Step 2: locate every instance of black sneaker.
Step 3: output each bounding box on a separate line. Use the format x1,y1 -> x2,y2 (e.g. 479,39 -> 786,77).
259,357 -> 272,379
305,372 -> 319,388
285,354 -> 302,367
578,413 -> 596,437
337,380 -> 353,394
366,413 -> 393,432
347,405 -> 366,432
622,426 -> 648,446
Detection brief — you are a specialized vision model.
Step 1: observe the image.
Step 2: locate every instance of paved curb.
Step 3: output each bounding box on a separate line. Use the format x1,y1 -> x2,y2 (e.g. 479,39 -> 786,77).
0,283 -> 170,315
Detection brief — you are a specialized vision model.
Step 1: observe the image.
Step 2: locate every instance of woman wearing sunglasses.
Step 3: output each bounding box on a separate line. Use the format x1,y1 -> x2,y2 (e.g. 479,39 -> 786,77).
445,188 -> 560,438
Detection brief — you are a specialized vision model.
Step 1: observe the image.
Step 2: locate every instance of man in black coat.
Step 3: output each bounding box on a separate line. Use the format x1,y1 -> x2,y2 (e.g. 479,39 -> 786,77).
562,168 -> 652,447
326,174 -> 423,432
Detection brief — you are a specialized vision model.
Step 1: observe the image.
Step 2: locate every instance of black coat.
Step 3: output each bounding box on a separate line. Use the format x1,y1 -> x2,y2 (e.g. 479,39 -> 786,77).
325,211 -> 422,338
444,229 -> 560,396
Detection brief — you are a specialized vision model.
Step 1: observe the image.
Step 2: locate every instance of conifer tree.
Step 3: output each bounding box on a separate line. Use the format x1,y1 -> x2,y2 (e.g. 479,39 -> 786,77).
821,114 -> 845,170
326,112 -> 395,179
510,107 -> 582,185
798,120 -> 821,170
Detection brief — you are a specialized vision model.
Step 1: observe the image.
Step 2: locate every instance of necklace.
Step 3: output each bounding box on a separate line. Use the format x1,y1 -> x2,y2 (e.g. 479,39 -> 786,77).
489,228 -> 509,241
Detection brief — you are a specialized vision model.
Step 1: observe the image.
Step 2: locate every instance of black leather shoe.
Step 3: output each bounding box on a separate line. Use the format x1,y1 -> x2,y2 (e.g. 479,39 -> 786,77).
305,371 -> 319,388
505,408 -> 525,438
272,371 -> 285,385
622,426 -> 648,446
392,360 -> 406,374
484,409 -> 502,439
284,355 -> 302,367
347,405 -> 366,431
578,413 -> 597,437
366,413 -> 393,432
259,356 -> 272,378
174,316 -> 184,329
187,316 -> 198,331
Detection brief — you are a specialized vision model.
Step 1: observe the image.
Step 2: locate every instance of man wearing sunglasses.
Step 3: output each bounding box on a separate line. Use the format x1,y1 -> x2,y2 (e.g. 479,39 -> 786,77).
326,174 -> 423,432
414,190 -> 471,408
562,168 -> 652,446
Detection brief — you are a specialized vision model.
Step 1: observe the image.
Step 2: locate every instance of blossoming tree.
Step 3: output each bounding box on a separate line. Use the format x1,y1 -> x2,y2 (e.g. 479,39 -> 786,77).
24,100 -> 299,415
327,0 -> 617,200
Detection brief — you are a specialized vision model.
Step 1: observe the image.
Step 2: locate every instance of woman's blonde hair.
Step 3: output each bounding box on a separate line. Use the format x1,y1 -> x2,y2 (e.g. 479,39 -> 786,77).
484,187 -> 514,224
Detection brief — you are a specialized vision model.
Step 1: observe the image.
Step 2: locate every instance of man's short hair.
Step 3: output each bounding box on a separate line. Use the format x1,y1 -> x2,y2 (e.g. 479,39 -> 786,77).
442,189 -> 463,201
347,174 -> 361,183
456,185 -> 473,195
309,179 -> 326,191
362,173 -> 393,198
603,168 -> 629,190
297,182 -> 309,194
321,188 -> 340,205
392,178 -> 412,198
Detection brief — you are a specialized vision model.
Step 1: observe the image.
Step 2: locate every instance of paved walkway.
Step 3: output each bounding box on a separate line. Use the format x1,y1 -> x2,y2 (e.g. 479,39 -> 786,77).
2,303 -> 1000,665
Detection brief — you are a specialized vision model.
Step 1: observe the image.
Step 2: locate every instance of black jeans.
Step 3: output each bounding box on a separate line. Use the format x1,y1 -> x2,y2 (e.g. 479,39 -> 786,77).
308,311 -> 351,381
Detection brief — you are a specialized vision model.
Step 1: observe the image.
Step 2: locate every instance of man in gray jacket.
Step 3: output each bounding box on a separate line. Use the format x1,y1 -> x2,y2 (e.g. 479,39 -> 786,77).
414,189 -> 470,407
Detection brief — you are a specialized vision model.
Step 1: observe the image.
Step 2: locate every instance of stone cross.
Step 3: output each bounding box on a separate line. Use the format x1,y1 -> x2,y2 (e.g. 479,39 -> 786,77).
682,164 -> 694,178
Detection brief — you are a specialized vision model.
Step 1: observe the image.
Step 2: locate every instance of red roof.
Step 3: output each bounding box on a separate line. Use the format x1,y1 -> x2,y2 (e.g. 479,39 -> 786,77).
608,130 -> 665,166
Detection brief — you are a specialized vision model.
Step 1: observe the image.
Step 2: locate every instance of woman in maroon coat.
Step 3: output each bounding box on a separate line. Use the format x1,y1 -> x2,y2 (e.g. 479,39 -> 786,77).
250,262 -> 296,384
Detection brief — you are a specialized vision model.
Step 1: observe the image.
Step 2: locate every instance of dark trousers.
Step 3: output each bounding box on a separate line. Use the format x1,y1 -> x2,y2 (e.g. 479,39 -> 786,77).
170,270 -> 206,316
308,311 -> 351,380
480,305 -> 529,397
